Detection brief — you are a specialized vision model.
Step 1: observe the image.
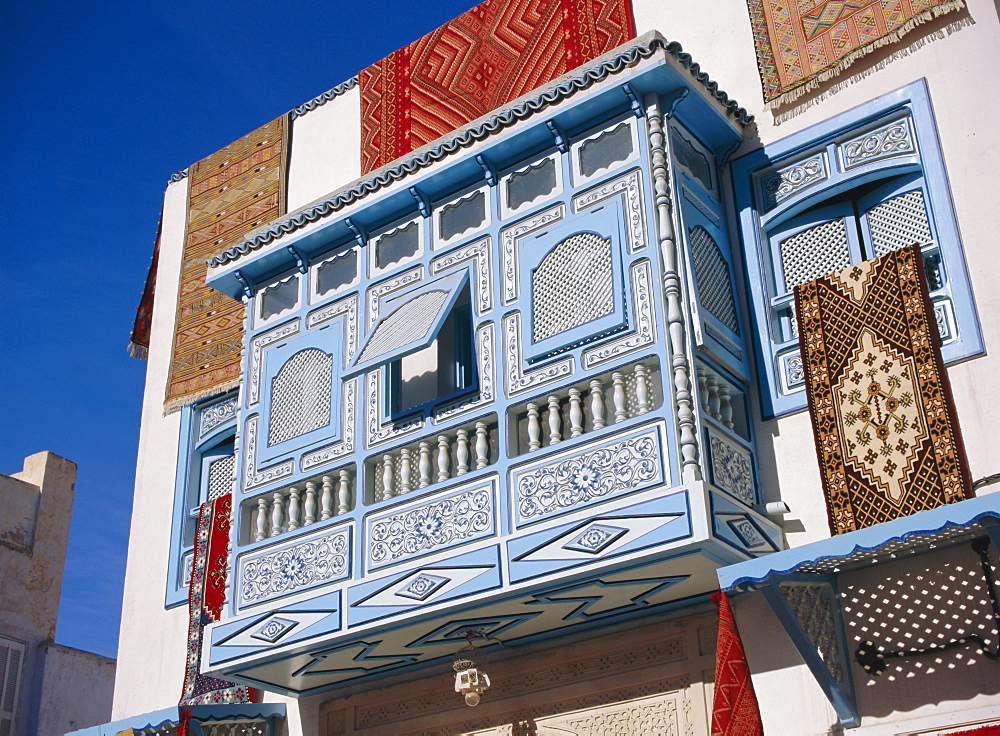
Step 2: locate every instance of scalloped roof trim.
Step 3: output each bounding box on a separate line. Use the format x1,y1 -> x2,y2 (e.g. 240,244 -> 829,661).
208,35 -> 751,269
291,76 -> 359,118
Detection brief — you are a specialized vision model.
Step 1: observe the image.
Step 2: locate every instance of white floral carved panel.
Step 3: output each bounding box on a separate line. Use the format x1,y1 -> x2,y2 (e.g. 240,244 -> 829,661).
431,236 -> 493,316
512,423 -> 666,526
500,204 -> 564,306
583,259 -> 657,369
502,311 -> 574,398
247,321 -> 301,408
573,168 -> 647,253
238,525 -> 351,607
367,478 -> 497,570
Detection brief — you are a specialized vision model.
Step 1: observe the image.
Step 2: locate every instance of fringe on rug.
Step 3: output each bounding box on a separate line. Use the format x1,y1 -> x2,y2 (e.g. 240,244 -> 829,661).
766,0 -> 967,112
127,342 -> 149,360
162,377 -> 241,417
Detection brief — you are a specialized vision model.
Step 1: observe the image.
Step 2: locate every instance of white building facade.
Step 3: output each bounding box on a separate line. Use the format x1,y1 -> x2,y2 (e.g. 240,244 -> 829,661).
94,1 -> 1000,734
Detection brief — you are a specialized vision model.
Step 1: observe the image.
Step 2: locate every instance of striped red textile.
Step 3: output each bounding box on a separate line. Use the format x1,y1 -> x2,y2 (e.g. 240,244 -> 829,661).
711,591 -> 764,736
359,0 -> 635,173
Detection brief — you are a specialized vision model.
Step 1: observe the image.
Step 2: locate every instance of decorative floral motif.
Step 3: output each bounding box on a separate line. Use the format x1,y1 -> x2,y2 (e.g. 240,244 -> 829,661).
562,523 -> 629,554
573,169 -> 647,253
239,528 -> 350,606
397,573 -> 450,601
248,321 -> 300,407
250,616 -> 298,643
501,205 -> 564,305
200,397 -> 238,438
782,352 -> 805,389
515,427 -> 663,524
763,155 -> 826,208
431,237 -> 492,315
728,519 -> 765,548
709,434 -> 755,505
842,119 -> 914,170
368,484 -> 495,567
503,311 -> 574,396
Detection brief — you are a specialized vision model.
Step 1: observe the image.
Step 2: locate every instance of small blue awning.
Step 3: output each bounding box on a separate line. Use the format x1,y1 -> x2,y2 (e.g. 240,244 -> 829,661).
66,704 -> 285,736
718,492 -> 1000,593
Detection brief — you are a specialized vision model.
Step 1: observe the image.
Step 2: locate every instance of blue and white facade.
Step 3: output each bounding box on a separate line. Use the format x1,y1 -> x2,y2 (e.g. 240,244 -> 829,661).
111,3 -> 1000,735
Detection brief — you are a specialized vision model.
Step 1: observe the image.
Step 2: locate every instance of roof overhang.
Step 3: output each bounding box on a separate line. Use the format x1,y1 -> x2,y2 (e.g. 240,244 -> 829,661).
65,704 -> 285,736
718,492 -> 1000,593
205,31 -> 750,298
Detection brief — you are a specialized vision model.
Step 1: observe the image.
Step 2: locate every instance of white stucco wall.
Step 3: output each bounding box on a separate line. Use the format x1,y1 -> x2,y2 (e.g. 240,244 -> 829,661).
111,176 -> 191,720
35,643 -> 115,736
286,85 -> 362,214
117,2 -> 1000,733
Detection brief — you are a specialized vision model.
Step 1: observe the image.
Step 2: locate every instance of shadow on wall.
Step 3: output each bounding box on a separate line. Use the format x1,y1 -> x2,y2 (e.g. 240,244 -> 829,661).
841,539 -> 1000,720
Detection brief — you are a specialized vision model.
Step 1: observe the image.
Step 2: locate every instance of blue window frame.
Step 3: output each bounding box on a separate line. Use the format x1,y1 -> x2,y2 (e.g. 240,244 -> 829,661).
520,198 -> 628,363
732,80 -> 982,418
166,394 -> 237,608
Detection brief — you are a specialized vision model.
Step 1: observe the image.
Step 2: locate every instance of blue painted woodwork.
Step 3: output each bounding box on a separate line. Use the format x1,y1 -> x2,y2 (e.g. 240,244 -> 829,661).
732,80 -> 984,418
190,39 -> 780,696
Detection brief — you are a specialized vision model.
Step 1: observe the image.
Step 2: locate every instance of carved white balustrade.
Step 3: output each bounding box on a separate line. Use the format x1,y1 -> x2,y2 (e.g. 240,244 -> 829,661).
512,359 -> 660,456
371,417 -> 499,503
694,363 -> 748,440
247,467 -> 354,544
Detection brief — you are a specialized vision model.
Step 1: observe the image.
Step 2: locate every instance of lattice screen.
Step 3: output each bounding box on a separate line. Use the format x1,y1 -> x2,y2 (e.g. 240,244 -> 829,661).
690,227 -> 739,332
201,721 -> 269,736
779,218 -> 852,291
867,190 -> 932,257
268,348 -> 333,446
532,233 -> 614,342
206,453 -> 236,501
358,290 -> 450,364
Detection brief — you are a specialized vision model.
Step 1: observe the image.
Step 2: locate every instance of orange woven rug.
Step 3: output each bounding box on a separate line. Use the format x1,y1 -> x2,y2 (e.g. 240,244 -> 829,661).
359,0 -> 635,174
795,244 -> 972,534
747,0 -> 966,108
164,116 -> 288,413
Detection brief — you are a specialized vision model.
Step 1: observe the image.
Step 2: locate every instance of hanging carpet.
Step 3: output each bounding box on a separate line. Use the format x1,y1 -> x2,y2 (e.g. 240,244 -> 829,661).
164,116 -> 289,414
794,244 -> 972,535
711,591 -> 764,736
359,0 -> 635,174
180,493 -> 254,705
746,0 -> 967,108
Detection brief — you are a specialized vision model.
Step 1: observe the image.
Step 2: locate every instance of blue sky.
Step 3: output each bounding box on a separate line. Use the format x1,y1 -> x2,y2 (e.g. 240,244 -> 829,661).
0,0 -> 478,661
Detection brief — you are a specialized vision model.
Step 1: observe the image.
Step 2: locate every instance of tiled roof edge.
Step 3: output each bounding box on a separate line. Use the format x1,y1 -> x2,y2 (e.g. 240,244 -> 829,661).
208,35 -> 751,268
290,76 -> 360,118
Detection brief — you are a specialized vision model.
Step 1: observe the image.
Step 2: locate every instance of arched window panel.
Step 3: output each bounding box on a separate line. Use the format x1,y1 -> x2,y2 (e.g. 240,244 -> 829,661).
521,199 -> 627,363
259,327 -> 343,464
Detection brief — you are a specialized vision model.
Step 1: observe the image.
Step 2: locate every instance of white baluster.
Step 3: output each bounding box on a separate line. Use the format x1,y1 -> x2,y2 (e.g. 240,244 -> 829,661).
337,470 -> 351,515
634,364 -> 651,415
548,395 -> 562,445
399,448 -> 413,494
707,374 -> 721,422
569,388 -> 584,437
612,372 -> 627,423
719,385 -> 734,430
255,497 -> 268,542
456,430 -> 470,475
527,403 -> 541,452
696,367 -> 709,416
320,475 -> 334,520
286,487 -> 301,532
590,380 -> 606,430
418,442 -> 432,488
382,454 -> 395,499
270,492 -> 284,538
437,435 -> 451,482
648,94 -> 701,482
475,422 -> 489,469
303,481 -> 316,526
